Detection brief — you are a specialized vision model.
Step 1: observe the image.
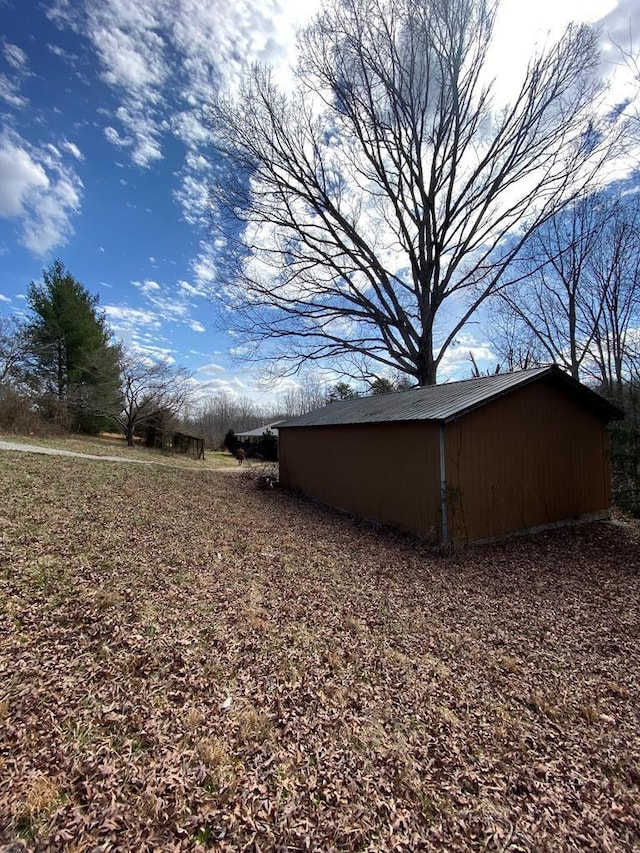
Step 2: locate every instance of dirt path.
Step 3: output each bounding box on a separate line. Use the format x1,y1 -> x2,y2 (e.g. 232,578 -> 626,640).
0,438 -> 248,471
0,439 -> 154,465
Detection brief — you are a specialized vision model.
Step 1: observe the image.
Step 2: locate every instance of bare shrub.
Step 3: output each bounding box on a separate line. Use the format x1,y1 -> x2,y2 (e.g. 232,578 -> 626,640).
242,462 -> 279,490
0,387 -> 55,435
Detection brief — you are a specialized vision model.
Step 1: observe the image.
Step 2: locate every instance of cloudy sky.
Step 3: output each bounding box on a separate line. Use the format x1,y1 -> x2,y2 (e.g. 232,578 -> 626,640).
0,0 -> 637,399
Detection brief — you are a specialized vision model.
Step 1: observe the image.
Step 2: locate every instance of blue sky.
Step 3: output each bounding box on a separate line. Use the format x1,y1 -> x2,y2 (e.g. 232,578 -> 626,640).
0,0 -> 637,402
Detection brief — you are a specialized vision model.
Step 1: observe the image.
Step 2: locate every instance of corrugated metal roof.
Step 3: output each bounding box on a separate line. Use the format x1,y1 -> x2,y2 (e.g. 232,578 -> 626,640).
277,366 -> 622,428
235,421 -> 284,439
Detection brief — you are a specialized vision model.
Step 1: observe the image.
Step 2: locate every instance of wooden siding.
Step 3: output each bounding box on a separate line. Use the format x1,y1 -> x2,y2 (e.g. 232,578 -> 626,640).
279,422 -> 442,541
444,380 -> 611,543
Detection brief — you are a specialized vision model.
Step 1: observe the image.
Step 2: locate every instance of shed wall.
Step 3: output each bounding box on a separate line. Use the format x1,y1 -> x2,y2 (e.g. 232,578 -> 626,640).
279,422 -> 442,540
445,380 -> 611,542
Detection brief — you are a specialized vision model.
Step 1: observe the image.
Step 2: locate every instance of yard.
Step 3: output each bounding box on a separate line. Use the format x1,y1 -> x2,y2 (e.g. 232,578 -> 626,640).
0,443 -> 639,851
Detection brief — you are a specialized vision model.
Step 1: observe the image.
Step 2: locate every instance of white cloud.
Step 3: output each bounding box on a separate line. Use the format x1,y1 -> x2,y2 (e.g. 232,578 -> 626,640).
0,41 -> 31,108
197,362 -> 225,376
171,112 -> 210,149
3,43 -> 28,69
46,0 -> 637,215
487,1 -> 617,100
173,171 -> 210,226
47,43 -> 79,62
437,333 -> 498,381
191,376 -> 235,395
0,74 -> 27,107
41,0 -> 637,384
0,129 -> 82,255
21,179 -> 81,256
97,20 -> 168,93
46,0 -> 83,29
104,125 -> 128,148
128,273 -> 212,337
0,140 -> 49,217
178,279 -> 204,297
52,0 -> 172,168
133,343 -> 176,363
133,278 -> 162,295
599,0 -> 640,110
190,245 -> 217,292
0,293 -> 12,303
114,101 -> 164,166
190,373 -> 263,399
60,140 -> 84,160
103,304 -> 163,334
599,0 -> 640,48
45,0 -> 321,214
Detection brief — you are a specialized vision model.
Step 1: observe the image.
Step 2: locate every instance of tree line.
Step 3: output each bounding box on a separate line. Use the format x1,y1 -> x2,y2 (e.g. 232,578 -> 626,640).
0,261 -> 405,450
486,192 -> 640,396
0,261 -> 191,447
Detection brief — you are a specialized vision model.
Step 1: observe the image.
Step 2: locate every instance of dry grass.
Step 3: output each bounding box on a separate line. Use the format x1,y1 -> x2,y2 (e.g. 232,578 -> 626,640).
12,776 -> 67,840
1,449 -> 639,851
0,430 -> 237,470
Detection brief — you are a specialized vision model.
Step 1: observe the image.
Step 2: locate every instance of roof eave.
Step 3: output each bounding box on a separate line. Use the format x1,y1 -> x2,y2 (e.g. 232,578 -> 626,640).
441,365 -> 624,423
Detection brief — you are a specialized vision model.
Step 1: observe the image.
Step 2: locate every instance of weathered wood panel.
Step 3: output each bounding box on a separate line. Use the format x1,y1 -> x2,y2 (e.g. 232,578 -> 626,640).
279,422 -> 442,541
445,380 -> 611,542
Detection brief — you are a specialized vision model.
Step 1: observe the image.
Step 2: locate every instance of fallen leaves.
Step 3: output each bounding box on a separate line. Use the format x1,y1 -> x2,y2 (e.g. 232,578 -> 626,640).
0,452 -> 639,850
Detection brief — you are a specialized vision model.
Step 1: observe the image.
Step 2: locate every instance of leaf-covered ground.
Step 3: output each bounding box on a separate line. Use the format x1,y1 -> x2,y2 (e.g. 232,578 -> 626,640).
1,451 -> 639,851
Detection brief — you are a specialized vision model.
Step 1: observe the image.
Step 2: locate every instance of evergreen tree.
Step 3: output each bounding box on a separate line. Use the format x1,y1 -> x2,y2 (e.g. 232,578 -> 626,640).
608,384 -> 640,517
369,375 -> 414,395
224,428 -> 239,454
25,260 -> 122,432
326,382 -> 359,403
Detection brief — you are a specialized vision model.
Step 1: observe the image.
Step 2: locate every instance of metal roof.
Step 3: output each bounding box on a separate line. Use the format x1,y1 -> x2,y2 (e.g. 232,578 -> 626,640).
277,366 -> 623,429
235,421 -> 284,439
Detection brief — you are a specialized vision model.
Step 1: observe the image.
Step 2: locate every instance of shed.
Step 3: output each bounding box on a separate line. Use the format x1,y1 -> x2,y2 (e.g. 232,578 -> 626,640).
277,366 -> 623,544
144,426 -> 205,459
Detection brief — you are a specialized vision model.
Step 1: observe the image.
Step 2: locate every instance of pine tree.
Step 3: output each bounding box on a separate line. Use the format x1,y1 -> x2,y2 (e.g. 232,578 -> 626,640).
25,260 -> 122,432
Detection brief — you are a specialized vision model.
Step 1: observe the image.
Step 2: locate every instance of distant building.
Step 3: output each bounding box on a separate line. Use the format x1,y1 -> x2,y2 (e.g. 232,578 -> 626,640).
234,421 -> 283,445
235,421 -> 283,461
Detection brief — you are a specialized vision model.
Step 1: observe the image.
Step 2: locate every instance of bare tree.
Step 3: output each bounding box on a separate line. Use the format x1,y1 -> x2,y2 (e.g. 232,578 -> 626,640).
492,196 -> 609,379
614,40 -> 640,131
109,358 -> 193,446
485,304 -> 548,373
586,196 -> 640,396
490,191 -> 640,393
277,375 -> 329,416
209,0 -> 620,386
191,392 -> 270,448
0,315 -> 30,386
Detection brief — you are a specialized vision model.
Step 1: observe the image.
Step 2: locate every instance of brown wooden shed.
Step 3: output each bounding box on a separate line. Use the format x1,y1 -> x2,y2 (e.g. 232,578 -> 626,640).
277,366 -> 623,544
